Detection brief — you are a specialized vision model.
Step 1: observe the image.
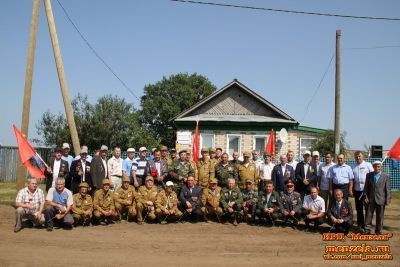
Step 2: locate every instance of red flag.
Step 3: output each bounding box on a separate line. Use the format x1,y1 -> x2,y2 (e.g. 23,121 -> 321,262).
192,121 -> 200,162
13,125 -> 46,178
387,138 -> 400,161
265,129 -> 275,156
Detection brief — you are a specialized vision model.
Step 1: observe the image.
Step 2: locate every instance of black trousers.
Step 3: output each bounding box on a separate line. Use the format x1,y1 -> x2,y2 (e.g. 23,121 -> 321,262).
354,190 -> 367,228
365,200 -> 385,232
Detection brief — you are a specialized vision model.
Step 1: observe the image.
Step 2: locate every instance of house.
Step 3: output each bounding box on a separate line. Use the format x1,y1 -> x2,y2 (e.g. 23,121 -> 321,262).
173,79 -> 325,159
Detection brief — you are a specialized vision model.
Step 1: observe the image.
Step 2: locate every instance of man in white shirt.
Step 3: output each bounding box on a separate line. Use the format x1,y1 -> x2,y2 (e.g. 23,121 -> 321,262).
302,187 -> 325,232
108,146 -> 123,191
45,147 -> 69,192
61,143 -> 74,171
287,150 -> 298,169
317,152 -> 336,210
259,153 -> 275,190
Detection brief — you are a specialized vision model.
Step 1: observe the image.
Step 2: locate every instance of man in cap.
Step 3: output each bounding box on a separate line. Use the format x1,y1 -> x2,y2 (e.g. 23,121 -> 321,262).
132,147 -> 149,189
72,182 -> 93,226
45,147 -> 69,192
295,150 -> 318,200
14,178 -> 45,232
220,178 -> 243,226
328,153 -> 354,200
327,189 -> 353,235
160,145 -> 170,163
155,181 -> 182,223
169,150 -> 194,193
271,154 -> 295,194
201,178 -> 223,223
251,150 -> 263,173
61,143 -> 74,171
196,147 -> 215,189
107,146 -> 123,192
168,148 -> 177,170
364,160 -> 391,235
209,148 -> 219,167
93,179 -> 117,224
122,148 -> 138,187
302,187 -> 325,232
215,153 -> 238,188
185,149 -> 199,184
136,176 -> 158,224
91,145 -> 109,192
279,179 -> 302,228
74,145 -> 93,162
237,151 -> 258,189
69,146 -> 92,194
147,148 -> 169,191
240,179 -> 258,224
259,152 -> 275,190
179,176 -> 202,222
351,151 -> 373,231
114,176 -> 137,221
44,177 -> 74,231
257,180 -> 280,226
312,151 -> 321,173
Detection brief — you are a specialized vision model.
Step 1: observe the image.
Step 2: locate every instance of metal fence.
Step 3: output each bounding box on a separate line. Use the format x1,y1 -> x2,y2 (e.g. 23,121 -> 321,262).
1,146 -> 399,189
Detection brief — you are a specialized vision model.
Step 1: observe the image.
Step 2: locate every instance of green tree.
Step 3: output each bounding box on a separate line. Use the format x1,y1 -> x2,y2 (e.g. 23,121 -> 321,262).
140,73 -> 217,147
35,94 -> 159,153
310,129 -> 348,156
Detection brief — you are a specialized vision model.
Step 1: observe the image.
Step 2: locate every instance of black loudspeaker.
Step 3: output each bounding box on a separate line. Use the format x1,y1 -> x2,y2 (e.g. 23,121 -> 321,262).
371,145 -> 383,158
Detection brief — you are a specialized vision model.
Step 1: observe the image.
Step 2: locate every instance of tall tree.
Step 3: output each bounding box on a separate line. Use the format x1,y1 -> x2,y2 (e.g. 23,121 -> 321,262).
310,129 -> 348,156
140,73 -> 216,147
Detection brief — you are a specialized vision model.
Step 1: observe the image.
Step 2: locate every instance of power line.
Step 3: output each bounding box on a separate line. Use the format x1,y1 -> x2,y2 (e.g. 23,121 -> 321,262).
170,0 -> 400,21
300,52 -> 335,123
55,0 -> 141,102
346,45 -> 400,50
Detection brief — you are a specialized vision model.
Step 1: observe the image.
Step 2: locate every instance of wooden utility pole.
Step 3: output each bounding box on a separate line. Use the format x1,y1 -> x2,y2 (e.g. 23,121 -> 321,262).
44,0 -> 80,156
334,29 -> 341,157
16,0 -> 41,189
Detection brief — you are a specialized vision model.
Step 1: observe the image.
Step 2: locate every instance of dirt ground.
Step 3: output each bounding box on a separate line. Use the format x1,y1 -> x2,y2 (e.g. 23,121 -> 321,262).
0,205 -> 399,267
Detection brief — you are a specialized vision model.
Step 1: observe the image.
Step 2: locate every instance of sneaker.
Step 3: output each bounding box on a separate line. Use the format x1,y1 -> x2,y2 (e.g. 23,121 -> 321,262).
14,227 -> 22,233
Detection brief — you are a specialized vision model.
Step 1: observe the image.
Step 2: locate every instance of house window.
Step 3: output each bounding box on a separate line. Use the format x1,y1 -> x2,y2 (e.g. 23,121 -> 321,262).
201,133 -> 214,149
299,137 -> 317,157
227,134 -> 241,157
253,135 -> 267,155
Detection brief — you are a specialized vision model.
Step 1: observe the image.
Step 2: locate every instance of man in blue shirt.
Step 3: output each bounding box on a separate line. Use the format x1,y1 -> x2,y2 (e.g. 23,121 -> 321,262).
328,154 -> 354,200
122,148 -> 137,186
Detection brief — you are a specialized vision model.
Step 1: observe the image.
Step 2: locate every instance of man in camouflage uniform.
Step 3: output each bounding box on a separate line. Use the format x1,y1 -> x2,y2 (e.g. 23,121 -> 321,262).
240,179 -> 258,224
197,148 -> 215,189
257,180 -> 280,226
279,179 -> 302,228
114,176 -> 137,221
136,176 -> 158,224
160,145 -> 171,165
93,179 -> 118,224
201,178 -> 223,223
186,150 -> 199,184
167,148 -> 177,170
209,148 -> 220,167
237,151 -> 259,190
72,182 -> 93,226
155,181 -> 182,224
215,153 -> 238,188
169,150 -> 194,193
220,178 -> 243,226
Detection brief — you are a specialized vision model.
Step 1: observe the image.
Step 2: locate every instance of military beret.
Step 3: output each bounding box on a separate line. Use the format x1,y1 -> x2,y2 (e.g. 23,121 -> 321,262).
145,176 -> 154,182
209,178 -> 218,184
122,176 -> 130,183
160,145 -> 168,151
209,148 -> 216,153
79,182 -> 89,188
201,147 -> 209,153
102,179 -> 110,185
243,151 -> 251,157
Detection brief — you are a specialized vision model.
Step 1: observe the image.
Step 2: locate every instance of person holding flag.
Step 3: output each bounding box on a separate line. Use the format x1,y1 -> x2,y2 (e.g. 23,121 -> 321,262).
44,147 -> 69,192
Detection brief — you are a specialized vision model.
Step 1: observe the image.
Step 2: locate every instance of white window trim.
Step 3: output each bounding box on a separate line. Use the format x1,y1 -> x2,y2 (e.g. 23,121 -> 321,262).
299,137 -> 317,157
253,135 -> 267,151
227,134 -> 242,157
200,133 -> 215,149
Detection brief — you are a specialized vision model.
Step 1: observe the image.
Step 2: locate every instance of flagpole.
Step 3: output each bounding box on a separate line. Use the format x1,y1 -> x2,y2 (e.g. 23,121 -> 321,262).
381,155 -> 388,165
35,152 -> 49,169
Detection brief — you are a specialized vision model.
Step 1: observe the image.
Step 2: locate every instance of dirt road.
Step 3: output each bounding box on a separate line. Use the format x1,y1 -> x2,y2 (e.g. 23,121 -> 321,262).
0,205 -> 398,266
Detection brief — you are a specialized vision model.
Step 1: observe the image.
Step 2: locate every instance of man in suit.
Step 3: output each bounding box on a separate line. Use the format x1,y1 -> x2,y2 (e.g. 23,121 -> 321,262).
91,145 -> 109,192
147,149 -> 169,191
179,176 -> 202,222
364,160 -> 391,235
271,154 -> 294,194
295,150 -> 318,200
69,146 -> 92,194
45,147 -> 69,192
327,189 -> 353,235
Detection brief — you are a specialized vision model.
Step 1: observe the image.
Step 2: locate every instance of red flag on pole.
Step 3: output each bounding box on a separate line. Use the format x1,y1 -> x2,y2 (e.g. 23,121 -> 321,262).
13,125 -> 46,178
192,121 -> 200,162
387,138 -> 400,161
265,129 -> 275,156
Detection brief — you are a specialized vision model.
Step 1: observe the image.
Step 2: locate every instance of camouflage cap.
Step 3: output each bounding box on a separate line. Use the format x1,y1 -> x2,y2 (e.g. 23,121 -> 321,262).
201,147 -> 209,153
245,179 -> 253,184
160,145 -> 168,151
209,178 -> 218,184
178,150 -> 187,155
79,182 -> 89,188
145,175 -> 154,182
122,176 -> 130,183
243,151 -> 251,157
102,179 -> 110,185
209,148 -> 216,153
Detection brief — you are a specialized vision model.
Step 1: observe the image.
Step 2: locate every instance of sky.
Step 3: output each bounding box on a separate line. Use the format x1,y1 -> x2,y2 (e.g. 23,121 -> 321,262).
0,0 -> 399,150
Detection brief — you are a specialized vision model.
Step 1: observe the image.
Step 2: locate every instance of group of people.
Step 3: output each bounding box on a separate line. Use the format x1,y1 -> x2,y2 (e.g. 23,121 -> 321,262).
14,143 -> 391,236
